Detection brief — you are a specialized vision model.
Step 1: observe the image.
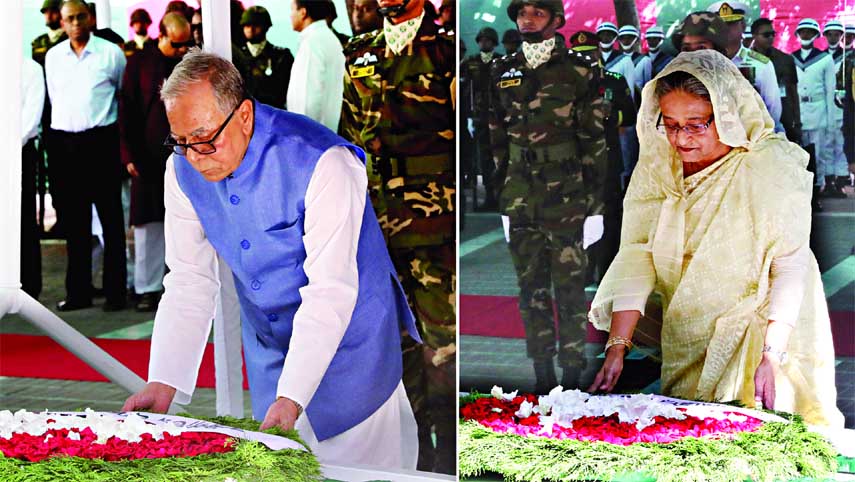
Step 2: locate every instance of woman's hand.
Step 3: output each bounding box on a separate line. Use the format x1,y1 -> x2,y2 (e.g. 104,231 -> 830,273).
754,353 -> 780,410
588,345 -> 626,393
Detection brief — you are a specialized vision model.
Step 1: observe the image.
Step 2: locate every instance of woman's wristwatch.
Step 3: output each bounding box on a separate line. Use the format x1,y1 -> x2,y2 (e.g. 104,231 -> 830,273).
761,345 -> 788,365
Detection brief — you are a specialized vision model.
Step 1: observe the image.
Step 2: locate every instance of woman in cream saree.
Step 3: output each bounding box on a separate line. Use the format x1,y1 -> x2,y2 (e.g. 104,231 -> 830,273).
588,50 -> 843,427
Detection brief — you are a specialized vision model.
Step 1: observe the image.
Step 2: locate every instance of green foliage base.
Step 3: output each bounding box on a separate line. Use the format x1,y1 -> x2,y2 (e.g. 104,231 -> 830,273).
0,414 -> 321,482
459,417 -> 838,482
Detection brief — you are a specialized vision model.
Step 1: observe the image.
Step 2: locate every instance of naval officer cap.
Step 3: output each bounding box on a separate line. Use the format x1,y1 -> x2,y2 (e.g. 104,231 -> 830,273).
707,1 -> 749,22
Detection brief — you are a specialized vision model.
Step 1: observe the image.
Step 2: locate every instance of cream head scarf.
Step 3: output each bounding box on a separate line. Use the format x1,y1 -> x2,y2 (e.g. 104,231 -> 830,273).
590,50 -> 843,427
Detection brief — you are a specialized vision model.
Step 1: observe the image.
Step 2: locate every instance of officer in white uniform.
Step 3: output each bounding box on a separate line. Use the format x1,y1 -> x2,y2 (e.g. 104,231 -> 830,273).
707,1 -> 783,132
644,26 -> 673,80
793,18 -> 837,190
822,20 -> 849,196
599,21 -> 638,187
596,22 -> 636,102
617,24 -> 647,99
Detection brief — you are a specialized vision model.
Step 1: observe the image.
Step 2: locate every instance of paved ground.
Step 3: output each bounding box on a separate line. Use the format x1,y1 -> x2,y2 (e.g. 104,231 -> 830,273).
461,180 -> 855,428
0,240 -> 253,419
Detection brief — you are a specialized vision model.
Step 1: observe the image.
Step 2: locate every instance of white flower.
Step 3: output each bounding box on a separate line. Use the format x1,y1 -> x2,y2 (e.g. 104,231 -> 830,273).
501,390 -> 519,401
490,386 -> 504,399
515,401 -> 534,419
491,408 -> 503,413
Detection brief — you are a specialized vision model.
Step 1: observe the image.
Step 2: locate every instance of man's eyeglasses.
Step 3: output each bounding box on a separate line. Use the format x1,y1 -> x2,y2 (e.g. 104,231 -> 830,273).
163,101 -> 244,155
63,12 -> 90,24
171,39 -> 195,49
759,31 -> 776,38
656,113 -> 715,136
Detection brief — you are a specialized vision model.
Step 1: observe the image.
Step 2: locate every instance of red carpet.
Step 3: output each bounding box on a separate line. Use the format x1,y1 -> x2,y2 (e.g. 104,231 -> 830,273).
0,334 -> 248,388
461,294 -> 855,356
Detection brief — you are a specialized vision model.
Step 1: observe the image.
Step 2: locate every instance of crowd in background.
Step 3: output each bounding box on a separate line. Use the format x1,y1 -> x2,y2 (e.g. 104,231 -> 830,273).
20,0 -> 456,474
462,1 -> 855,283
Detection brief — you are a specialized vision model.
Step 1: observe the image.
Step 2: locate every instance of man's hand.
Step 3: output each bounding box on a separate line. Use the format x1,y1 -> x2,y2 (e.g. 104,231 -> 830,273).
121,382 -> 176,413
126,162 -> 140,177
259,397 -> 301,432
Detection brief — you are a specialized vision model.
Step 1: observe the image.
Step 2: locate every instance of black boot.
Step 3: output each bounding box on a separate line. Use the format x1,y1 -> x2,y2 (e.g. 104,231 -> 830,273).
533,358 -> 557,394
812,185 -> 823,212
821,176 -> 846,198
837,176 -> 851,196
560,364 -> 584,390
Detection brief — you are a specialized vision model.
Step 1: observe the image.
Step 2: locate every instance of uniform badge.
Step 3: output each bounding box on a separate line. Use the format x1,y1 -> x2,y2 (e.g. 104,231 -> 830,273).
350,52 -> 378,78
499,68 -> 523,88
578,33 -> 587,44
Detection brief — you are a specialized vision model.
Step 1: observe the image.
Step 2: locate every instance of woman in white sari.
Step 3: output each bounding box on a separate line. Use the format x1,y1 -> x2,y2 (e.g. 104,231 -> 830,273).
588,50 -> 843,427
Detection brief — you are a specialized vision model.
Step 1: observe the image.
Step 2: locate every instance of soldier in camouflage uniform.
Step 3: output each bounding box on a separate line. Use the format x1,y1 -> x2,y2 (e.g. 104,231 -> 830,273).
489,0 -> 607,393
32,0 -> 67,67
462,27 -> 501,210
236,6 -> 294,109
568,31 -> 636,285
340,0 -> 455,474
32,0 -> 68,237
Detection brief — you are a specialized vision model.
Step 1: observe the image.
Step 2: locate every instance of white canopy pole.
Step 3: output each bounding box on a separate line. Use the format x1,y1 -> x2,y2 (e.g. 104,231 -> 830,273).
0,0 -> 175,413
203,0 -> 244,417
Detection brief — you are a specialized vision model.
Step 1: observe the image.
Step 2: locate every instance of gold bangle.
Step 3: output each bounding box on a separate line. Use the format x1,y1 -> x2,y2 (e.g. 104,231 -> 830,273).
605,336 -> 633,355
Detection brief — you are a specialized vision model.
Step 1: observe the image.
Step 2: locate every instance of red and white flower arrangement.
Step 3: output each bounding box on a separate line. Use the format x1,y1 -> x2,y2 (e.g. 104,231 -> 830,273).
0,409 -> 234,462
460,386 -> 766,446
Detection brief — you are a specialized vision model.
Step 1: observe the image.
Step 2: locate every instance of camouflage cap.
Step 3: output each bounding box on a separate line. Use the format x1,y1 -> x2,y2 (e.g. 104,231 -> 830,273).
502,29 -> 522,43
568,30 -> 598,51
129,8 -> 152,26
476,27 -> 499,44
240,6 -> 272,28
672,11 -> 729,54
40,0 -> 61,13
507,0 -> 566,28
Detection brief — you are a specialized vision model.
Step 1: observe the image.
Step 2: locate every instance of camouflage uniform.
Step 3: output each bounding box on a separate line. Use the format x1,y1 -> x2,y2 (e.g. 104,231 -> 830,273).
490,4 -> 608,390
341,16 -> 456,474
32,31 -> 66,67
461,28 -> 501,210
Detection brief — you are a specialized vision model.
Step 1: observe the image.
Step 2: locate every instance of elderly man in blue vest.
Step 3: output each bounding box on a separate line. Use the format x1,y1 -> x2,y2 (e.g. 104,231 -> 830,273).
121,49 -> 419,469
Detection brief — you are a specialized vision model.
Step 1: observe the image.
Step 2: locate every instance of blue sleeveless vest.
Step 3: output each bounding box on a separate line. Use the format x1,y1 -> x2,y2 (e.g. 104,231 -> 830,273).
174,102 -> 418,441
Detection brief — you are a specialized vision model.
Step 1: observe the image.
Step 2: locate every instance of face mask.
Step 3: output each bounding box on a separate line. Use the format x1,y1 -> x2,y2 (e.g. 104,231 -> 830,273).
800,34 -> 817,48
599,39 -> 615,50
648,41 -> 661,53
620,38 -> 637,51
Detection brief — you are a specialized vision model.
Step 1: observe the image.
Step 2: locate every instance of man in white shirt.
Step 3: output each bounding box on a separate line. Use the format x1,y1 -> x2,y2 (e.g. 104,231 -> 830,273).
287,0 -> 346,131
121,50 -> 418,469
45,0 -> 127,311
21,59 -> 46,299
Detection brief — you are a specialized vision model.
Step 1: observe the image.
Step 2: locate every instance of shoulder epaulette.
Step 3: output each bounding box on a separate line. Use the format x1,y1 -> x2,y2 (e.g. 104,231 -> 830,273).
343,29 -> 381,55
745,49 -> 771,64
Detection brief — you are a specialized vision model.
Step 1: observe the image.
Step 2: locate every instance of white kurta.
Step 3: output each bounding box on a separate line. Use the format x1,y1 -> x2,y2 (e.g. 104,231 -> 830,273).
148,146 -> 417,469
286,21 -> 345,131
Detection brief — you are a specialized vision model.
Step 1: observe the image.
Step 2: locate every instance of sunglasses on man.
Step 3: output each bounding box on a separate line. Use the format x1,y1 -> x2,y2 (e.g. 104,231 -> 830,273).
758,31 -> 776,39
171,39 -> 195,49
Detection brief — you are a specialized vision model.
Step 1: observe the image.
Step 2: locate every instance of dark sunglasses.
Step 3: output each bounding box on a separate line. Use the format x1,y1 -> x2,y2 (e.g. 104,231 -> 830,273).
759,31 -> 776,38
171,39 -> 195,49
163,100 -> 245,155
191,24 -> 203,32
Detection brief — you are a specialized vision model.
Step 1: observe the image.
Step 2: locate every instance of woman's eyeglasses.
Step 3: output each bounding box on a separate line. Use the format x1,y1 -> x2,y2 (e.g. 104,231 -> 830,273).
656,113 -> 715,136
163,101 -> 244,155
